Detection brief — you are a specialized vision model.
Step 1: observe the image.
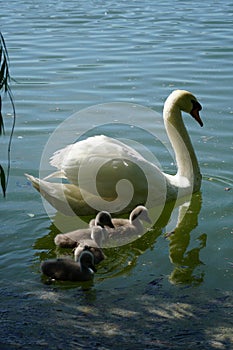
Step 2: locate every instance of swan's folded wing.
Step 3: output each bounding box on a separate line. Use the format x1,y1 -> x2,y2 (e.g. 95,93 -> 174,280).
48,135 -> 151,186
25,173 -> 98,216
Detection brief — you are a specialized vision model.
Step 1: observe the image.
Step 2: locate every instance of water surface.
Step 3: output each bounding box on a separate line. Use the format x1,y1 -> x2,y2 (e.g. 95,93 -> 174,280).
1,1 -> 233,349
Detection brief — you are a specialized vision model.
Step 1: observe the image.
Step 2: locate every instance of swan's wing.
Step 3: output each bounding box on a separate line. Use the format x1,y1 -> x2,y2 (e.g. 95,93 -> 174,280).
43,170 -> 66,181
25,170 -> 175,216
26,173 -> 147,216
37,134 -> 171,203
50,135 -> 146,167
26,134 -> 177,214
48,135 -> 158,187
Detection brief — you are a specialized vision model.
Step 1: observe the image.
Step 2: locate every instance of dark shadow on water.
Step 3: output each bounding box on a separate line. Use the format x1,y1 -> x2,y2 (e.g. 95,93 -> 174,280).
1,278 -> 232,349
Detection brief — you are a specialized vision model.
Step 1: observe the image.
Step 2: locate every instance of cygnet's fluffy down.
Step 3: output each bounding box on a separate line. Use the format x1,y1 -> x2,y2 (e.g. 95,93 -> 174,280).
41,250 -> 96,282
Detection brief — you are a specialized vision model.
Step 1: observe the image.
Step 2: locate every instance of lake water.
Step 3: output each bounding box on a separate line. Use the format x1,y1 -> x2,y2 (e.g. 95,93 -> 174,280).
1,0 -> 233,349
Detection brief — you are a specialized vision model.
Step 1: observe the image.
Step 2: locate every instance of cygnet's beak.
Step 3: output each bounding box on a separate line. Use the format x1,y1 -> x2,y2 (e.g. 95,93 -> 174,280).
90,264 -> 97,273
145,215 -> 152,224
108,221 -> 115,228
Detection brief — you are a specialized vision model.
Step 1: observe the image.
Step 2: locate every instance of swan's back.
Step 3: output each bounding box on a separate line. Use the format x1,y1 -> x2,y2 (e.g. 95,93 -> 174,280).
46,134 -> 171,204
49,135 -> 159,189
50,135 -> 145,169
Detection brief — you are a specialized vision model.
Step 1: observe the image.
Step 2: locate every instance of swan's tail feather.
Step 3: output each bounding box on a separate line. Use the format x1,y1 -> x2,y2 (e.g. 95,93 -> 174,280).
25,173 -> 77,215
25,173 -> 40,191
43,170 -> 66,181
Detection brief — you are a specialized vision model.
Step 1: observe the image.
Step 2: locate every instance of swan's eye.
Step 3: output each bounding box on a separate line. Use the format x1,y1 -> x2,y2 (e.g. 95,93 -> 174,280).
191,99 -> 202,111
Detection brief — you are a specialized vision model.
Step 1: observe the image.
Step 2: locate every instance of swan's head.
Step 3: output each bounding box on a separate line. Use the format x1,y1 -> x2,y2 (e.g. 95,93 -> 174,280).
166,90 -> 203,127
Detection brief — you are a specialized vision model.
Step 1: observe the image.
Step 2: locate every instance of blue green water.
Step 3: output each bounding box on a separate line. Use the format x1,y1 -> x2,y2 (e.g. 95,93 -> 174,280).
1,1 -> 233,348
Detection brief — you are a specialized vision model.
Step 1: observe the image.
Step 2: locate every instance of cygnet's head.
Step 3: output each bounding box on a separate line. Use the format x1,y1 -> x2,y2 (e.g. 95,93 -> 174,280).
95,211 -> 115,228
130,205 -> 152,224
79,251 -> 97,273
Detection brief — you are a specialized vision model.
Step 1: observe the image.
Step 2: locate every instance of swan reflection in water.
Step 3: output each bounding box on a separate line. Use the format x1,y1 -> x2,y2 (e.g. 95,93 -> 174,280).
166,192 -> 206,286
34,192 -> 206,287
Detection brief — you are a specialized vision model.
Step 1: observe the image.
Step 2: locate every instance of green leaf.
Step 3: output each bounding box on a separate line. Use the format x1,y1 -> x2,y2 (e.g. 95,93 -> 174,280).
0,32 -> 10,92
0,58 -> 6,90
0,32 -> 9,61
0,165 -> 6,197
0,95 -> 5,135
0,32 -> 16,197
5,65 -> 9,92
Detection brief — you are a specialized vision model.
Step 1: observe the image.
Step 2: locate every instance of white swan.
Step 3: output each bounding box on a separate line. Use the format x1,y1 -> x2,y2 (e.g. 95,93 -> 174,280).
26,90 -> 203,216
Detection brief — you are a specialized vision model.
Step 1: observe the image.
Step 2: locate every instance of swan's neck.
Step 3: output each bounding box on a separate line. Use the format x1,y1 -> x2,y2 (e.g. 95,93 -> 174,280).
164,104 -> 201,191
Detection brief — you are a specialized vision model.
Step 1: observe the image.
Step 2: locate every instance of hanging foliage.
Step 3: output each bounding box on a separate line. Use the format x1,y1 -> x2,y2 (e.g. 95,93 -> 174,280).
0,32 -> 16,197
